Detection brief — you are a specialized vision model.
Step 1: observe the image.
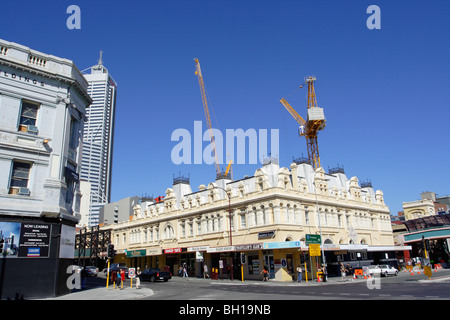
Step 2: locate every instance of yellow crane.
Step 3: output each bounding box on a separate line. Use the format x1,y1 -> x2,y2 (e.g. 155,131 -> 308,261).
194,58 -> 232,179
280,76 -> 326,170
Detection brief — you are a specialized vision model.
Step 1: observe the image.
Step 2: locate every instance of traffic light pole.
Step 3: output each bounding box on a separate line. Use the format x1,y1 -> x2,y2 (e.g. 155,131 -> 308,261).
106,258 -> 111,289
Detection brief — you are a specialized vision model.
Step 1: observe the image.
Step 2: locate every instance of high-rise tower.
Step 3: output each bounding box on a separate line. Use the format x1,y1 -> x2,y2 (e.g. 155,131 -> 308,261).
80,52 -> 117,226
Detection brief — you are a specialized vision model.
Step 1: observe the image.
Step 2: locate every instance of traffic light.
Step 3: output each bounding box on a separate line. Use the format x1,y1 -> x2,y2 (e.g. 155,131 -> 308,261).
0,238 -> 4,254
107,243 -> 115,258
300,253 -> 306,263
240,253 -> 246,264
425,239 -> 431,252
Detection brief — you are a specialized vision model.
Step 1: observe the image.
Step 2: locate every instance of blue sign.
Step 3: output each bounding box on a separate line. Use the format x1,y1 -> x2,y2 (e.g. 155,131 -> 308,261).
263,241 -> 301,249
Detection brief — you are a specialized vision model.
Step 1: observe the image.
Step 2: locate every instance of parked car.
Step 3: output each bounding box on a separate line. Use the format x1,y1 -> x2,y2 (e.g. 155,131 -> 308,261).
368,265 -> 398,277
85,266 -> 98,277
140,268 -> 172,282
104,263 -> 129,280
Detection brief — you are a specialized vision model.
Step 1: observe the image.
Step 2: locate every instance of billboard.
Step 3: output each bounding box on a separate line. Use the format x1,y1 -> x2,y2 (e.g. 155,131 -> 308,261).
0,221 -> 51,258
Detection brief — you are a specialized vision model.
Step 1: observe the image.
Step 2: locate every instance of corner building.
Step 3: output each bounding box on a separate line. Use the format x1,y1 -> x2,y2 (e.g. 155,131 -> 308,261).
107,159 -> 402,281
0,39 -> 91,298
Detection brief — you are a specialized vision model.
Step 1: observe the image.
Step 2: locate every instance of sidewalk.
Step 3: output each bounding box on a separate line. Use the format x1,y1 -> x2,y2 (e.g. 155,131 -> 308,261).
38,284 -> 154,300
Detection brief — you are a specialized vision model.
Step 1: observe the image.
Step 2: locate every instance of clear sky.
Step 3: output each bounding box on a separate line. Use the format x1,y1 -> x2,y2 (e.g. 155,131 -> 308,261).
1,0 -> 449,215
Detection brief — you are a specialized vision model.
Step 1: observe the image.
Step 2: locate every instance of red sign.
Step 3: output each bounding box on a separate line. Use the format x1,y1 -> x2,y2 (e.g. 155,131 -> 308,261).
164,248 -> 182,254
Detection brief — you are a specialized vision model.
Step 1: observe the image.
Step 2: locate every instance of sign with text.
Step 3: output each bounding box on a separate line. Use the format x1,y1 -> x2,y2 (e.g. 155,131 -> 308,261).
18,223 -> 51,257
309,244 -> 321,257
305,234 -> 321,245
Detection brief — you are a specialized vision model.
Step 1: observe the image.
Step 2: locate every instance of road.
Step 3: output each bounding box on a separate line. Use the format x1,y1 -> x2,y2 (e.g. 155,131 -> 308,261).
135,269 -> 450,300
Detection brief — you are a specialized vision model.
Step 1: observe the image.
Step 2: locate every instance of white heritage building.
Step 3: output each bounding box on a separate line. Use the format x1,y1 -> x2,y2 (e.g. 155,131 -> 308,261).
108,159 -> 399,281
0,39 -> 91,298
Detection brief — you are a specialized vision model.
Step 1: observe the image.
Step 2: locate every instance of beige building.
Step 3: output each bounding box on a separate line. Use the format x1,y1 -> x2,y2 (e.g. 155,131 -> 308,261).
403,192 -> 438,221
105,160 -> 400,281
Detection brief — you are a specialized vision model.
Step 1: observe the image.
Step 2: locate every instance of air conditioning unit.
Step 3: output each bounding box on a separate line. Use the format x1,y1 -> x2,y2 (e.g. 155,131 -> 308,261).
18,187 -> 30,196
27,125 -> 38,134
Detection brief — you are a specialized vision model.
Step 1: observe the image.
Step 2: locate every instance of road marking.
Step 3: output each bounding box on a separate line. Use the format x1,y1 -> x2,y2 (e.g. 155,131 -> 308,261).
322,292 -> 332,295
379,294 -> 391,297
425,296 -> 439,298
358,293 -> 370,296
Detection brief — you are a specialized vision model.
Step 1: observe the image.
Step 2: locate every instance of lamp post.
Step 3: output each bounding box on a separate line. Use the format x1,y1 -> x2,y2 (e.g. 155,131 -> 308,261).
213,185 -> 234,281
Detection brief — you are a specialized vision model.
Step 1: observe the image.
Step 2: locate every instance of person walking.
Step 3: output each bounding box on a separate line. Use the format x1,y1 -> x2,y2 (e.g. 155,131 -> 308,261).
203,264 -> 209,279
261,266 -> 269,281
346,263 -> 353,281
340,263 -> 346,282
136,267 -> 142,289
183,264 -> 188,278
296,265 -> 302,283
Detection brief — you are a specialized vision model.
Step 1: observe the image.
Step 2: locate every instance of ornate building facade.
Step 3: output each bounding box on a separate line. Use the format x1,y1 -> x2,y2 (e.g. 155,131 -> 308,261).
106,160 -> 401,281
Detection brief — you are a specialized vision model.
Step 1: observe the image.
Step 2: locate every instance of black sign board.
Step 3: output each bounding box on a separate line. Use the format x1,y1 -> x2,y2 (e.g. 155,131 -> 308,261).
18,223 -> 51,257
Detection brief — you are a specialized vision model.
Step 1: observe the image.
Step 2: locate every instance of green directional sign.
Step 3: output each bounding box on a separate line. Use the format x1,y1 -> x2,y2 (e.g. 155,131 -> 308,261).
305,234 -> 321,244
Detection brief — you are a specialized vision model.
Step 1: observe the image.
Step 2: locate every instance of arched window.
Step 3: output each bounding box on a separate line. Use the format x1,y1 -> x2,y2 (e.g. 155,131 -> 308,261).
163,225 -> 175,239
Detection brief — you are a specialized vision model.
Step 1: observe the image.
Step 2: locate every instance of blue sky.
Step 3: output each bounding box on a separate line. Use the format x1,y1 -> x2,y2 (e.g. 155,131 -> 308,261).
1,1 -> 449,215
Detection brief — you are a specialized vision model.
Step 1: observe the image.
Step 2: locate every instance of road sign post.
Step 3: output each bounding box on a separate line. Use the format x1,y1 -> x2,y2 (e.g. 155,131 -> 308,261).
129,268 -> 136,288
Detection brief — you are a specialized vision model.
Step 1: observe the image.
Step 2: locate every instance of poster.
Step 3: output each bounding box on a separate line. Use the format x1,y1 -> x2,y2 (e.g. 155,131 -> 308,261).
0,221 -> 21,257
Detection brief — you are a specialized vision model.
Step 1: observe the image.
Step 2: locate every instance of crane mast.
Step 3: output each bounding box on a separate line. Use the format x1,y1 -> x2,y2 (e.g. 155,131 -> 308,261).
194,58 -> 227,179
280,76 -> 326,170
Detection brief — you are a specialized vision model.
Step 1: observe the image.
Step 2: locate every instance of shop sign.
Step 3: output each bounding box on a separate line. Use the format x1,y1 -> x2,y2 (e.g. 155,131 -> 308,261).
207,246 -> 235,253
126,249 -> 146,258
146,248 -> 162,256
187,246 -> 209,252
164,248 -> 185,254
195,251 -> 204,262
263,241 -> 301,249
234,243 -> 263,251
258,231 -> 275,239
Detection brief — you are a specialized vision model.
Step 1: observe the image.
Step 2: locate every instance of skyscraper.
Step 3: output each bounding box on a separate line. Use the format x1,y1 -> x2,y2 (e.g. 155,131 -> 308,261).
80,52 -> 117,226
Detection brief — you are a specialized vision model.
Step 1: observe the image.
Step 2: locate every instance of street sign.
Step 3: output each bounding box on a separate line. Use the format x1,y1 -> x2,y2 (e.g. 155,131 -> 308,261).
309,244 -> 321,256
305,234 -> 321,244
128,268 -> 136,279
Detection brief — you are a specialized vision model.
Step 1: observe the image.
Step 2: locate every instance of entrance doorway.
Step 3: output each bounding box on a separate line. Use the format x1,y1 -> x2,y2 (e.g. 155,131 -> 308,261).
264,254 -> 274,279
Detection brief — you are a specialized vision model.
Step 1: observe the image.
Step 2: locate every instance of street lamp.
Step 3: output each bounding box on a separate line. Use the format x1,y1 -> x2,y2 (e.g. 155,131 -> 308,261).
212,185 -> 234,281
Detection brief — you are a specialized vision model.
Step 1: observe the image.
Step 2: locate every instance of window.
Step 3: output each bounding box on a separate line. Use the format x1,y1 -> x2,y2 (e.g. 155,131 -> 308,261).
69,117 -> 79,149
163,225 -> 175,239
9,161 -> 32,195
240,213 -> 247,228
19,101 -> 39,134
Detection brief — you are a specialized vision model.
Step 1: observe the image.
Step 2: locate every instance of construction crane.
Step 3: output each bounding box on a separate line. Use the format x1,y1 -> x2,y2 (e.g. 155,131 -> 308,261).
280,76 -> 326,170
194,58 -> 232,179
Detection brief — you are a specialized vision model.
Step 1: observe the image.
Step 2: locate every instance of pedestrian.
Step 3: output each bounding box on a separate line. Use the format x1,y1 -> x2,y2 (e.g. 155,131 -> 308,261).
183,264 -> 188,278
115,270 -> 122,289
261,266 -> 269,281
296,265 -> 302,283
203,264 -> 209,279
80,266 -> 87,289
346,263 -> 353,281
340,263 -> 346,282
179,266 -> 183,277
136,267 -> 141,289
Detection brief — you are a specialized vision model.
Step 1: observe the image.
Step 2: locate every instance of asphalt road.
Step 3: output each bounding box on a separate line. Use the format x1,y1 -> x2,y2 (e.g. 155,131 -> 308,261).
137,269 -> 450,300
